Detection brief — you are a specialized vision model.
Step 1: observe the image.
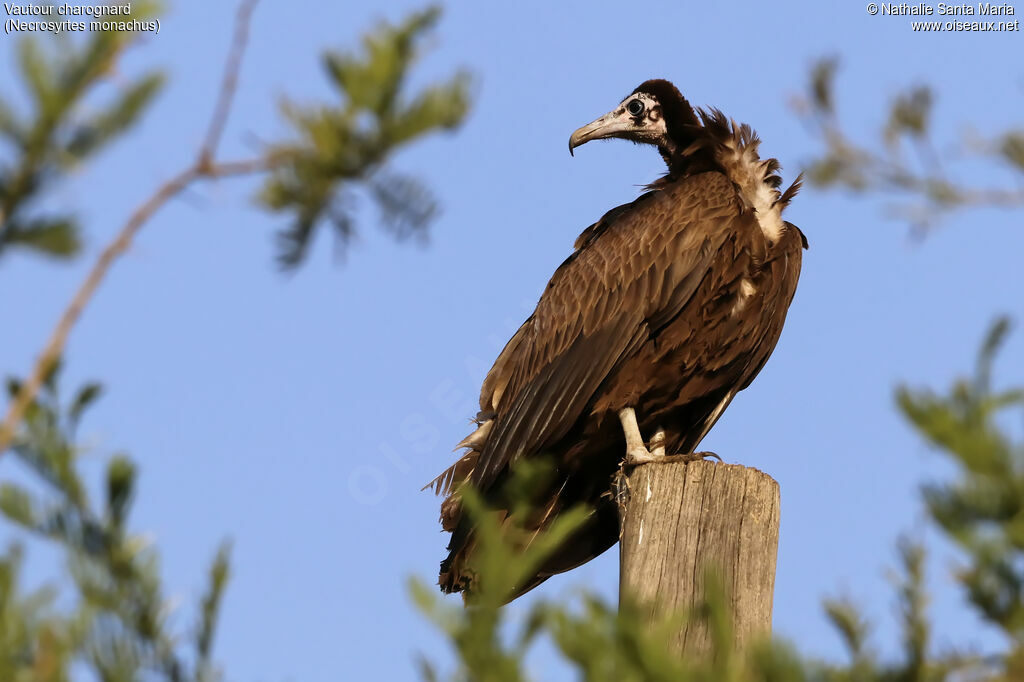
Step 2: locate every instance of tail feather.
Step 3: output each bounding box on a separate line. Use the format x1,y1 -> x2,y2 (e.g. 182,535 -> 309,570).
422,450 -> 477,497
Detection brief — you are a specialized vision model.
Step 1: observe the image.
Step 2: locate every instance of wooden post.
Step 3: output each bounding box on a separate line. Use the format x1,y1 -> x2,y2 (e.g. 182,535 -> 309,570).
618,460 -> 780,657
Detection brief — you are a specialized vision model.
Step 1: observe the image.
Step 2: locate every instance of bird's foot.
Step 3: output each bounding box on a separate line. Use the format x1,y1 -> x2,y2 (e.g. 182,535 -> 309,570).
622,429 -> 666,466
624,445 -> 660,465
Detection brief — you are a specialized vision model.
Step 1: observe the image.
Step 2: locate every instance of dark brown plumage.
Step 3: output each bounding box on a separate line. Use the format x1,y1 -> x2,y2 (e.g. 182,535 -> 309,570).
428,79 -> 807,601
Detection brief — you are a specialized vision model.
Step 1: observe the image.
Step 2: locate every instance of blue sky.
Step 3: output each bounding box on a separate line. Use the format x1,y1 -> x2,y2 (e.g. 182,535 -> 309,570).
2,1 -> 1023,679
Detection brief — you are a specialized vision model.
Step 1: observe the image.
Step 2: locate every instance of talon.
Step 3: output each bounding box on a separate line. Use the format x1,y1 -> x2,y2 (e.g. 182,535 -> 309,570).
666,450 -> 723,463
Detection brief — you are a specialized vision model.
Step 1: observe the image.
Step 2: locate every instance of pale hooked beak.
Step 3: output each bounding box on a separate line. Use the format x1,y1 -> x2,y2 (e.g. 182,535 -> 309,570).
568,109 -> 633,156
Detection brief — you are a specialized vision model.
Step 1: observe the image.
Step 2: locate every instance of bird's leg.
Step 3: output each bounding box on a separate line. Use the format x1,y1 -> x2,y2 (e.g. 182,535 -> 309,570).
650,429 -> 666,458
617,408 -> 715,466
617,407 -> 660,465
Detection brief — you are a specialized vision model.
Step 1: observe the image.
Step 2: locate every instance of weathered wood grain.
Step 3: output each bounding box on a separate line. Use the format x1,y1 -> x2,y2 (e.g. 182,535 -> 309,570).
618,459 -> 780,657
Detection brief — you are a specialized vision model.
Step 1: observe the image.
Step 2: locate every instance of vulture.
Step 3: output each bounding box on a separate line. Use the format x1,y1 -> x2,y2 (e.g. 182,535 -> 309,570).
427,79 -> 806,601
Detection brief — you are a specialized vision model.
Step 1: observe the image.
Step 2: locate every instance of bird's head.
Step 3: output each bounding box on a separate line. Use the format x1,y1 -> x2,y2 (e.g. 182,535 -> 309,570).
568,79 -> 699,161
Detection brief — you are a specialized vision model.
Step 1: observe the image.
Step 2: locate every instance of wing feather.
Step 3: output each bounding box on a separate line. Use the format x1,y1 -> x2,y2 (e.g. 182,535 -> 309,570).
470,172 -> 742,490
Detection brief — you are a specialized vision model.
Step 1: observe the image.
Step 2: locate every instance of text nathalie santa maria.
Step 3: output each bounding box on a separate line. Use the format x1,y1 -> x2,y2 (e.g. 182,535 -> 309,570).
879,2 -> 1015,14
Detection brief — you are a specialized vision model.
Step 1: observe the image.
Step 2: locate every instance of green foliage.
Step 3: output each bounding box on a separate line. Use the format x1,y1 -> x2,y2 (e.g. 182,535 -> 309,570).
0,2 -> 165,261
999,132 -> 1024,172
795,59 -> 1024,230
812,539 -> 992,682
884,87 -> 933,147
0,368 -> 231,681
413,497 -> 1000,681
259,5 -> 472,269
412,461 -> 589,681
809,58 -> 839,115
797,63 -> 1024,672
0,545 -> 80,682
899,318 -> 1024,641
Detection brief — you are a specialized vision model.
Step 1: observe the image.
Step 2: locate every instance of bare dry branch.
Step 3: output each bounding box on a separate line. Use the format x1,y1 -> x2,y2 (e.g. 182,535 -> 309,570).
0,0 -> 264,455
198,0 -> 259,171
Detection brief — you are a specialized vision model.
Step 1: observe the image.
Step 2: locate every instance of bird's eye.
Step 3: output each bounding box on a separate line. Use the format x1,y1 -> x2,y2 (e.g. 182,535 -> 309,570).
626,99 -> 645,117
